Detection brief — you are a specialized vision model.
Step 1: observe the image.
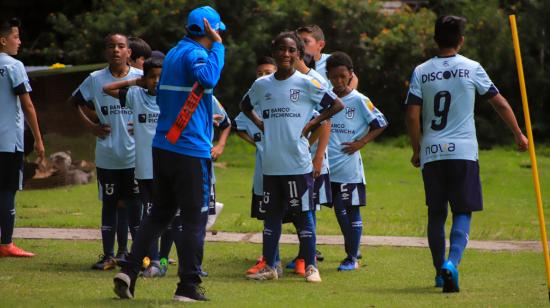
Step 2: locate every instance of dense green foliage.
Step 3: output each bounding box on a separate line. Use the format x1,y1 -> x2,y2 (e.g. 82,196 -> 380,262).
9,0 -> 550,142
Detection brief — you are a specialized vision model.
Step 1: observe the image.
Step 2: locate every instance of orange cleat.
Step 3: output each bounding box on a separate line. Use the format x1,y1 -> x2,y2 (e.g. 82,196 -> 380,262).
294,258 -> 305,276
246,256 -> 267,274
0,243 -> 35,257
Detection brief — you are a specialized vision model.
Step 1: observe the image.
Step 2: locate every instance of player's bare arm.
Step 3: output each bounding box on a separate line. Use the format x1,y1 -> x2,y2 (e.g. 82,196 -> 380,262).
349,72 -> 359,89
235,130 -> 256,147
342,125 -> 386,155
19,93 -> 45,160
69,96 -> 111,139
406,104 -> 422,167
302,98 -> 344,137
211,121 -> 231,160
488,94 -> 528,151
102,78 -> 143,98
310,120 -> 330,178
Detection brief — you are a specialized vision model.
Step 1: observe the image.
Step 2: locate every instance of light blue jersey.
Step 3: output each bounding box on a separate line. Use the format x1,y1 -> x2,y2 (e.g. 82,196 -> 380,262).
405,54 -> 498,167
309,110 -> 329,175
122,87 -> 159,179
306,68 -> 329,89
314,53 -> 331,84
0,53 -> 31,153
328,90 -> 388,184
242,71 -> 336,175
234,111 -> 264,196
211,96 -> 230,185
73,67 -> 142,169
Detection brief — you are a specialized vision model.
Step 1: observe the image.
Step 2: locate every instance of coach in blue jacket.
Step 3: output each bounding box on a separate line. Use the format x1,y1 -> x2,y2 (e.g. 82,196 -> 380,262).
113,6 -> 225,302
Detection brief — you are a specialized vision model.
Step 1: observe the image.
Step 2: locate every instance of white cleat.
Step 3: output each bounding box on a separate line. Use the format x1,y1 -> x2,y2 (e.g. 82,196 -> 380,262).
305,265 -> 322,283
246,265 -> 278,281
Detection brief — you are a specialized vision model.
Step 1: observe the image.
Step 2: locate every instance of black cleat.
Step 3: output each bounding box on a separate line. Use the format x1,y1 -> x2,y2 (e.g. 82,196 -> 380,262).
173,284 -> 208,302
113,272 -> 136,299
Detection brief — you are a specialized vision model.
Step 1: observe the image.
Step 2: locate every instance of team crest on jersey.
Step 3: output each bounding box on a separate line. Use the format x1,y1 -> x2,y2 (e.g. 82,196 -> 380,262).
345,107 -> 355,119
290,89 -> 300,102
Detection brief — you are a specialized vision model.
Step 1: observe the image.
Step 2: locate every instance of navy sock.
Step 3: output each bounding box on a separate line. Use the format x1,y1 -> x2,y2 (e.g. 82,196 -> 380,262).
263,213 -> 282,268
333,197 -> 352,256
292,220 -> 303,259
116,202 -> 128,253
0,190 -> 16,245
297,210 -> 316,267
427,206 -> 448,274
449,213 -> 472,267
126,198 -> 142,243
347,206 -> 362,260
159,225 -> 174,259
101,200 -> 118,256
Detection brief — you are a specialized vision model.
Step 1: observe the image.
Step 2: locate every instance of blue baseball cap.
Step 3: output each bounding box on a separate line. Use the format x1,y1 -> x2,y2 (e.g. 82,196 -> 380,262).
186,6 -> 226,36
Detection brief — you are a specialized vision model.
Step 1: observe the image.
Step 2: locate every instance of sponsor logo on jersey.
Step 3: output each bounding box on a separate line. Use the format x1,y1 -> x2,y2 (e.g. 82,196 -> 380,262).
290,89 -> 300,102
425,143 -> 456,156
0,69 -> 5,77
101,106 -> 109,115
101,105 -> 133,116
331,123 -> 355,135
262,109 -> 270,119
138,114 -> 147,123
345,107 -> 355,119
421,69 -> 470,83
253,132 -> 262,142
264,107 -> 301,119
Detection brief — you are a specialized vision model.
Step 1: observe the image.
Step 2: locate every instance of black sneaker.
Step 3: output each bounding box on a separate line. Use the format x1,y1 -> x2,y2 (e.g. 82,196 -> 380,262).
113,272 -> 137,299
173,284 -> 208,302
91,254 -> 116,270
114,251 -> 129,266
315,250 -> 324,262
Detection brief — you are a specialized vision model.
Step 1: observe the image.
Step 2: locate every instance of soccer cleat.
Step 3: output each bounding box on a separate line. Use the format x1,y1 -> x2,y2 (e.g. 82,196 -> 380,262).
305,265 -> 322,283
159,258 -> 169,276
91,254 -> 117,270
142,263 -> 163,278
113,272 -> 136,299
246,256 -> 266,275
275,262 -> 283,277
142,256 -> 151,269
285,258 -> 296,270
294,258 -> 306,276
114,251 -> 129,267
246,265 -> 278,281
435,275 -> 444,288
0,243 -> 35,257
441,260 -> 460,293
174,284 -> 208,302
315,250 -> 324,262
337,258 -> 359,271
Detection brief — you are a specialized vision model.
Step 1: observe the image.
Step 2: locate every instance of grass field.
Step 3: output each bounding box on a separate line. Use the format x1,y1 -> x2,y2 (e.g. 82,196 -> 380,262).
0,239 -> 548,307
17,135 -> 550,240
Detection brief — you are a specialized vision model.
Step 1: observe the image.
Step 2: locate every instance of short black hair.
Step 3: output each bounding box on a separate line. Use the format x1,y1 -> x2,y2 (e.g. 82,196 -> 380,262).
0,17 -> 20,37
296,25 -> 325,41
143,56 -> 163,77
129,37 -> 152,61
151,50 -> 165,59
104,33 -> 129,47
326,51 -> 354,72
271,31 -> 305,59
434,15 -> 466,49
257,56 -> 276,67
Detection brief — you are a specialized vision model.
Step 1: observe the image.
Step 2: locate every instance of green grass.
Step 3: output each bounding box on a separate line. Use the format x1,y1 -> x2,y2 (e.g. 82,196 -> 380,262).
0,239 -> 547,307
16,135 -> 550,240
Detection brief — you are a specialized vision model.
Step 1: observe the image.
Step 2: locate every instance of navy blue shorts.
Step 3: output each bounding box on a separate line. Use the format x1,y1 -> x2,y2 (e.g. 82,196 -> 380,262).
262,173 -> 314,217
0,151 -> 23,191
330,182 -> 366,207
313,173 -> 332,208
250,191 -> 266,220
97,167 -> 139,203
422,159 -> 483,213
137,179 -> 154,217
208,184 -> 216,215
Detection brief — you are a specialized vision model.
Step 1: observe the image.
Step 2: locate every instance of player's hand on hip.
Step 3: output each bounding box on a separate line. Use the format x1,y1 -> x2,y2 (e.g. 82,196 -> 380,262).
92,123 -> 111,139
410,152 -> 420,168
342,141 -> 362,155
203,18 -> 222,43
211,144 -> 225,160
515,133 -> 528,152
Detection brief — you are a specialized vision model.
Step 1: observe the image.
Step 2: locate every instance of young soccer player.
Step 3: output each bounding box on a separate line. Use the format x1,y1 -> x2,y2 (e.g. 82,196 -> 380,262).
0,17 -> 45,258
68,33 -> 142,270
103,56 -> 166,278
405,16 -> 528,292
128,37 -> 152,70
241,31 -> 344,283
297,25 -> 358,88
326,52 -> 387,271
113,6 -> 225,302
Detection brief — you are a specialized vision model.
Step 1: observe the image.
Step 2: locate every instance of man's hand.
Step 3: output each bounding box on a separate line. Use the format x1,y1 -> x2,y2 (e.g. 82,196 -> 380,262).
204,18 -> 222,43
312,155 -> 323,178
213,114 -> 224,126
211,144 -> 225,160
515,133 -> 529,152
342,141 -> 364,155
91,123 -> 111,139
34,139 -> 45,162
411,151 -> 420,168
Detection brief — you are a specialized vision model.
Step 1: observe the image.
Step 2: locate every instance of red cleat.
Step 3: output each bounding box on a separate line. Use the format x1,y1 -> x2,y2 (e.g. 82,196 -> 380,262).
246,256 -> 266,274
0,243 -> 35,257
294,258 -> 305,277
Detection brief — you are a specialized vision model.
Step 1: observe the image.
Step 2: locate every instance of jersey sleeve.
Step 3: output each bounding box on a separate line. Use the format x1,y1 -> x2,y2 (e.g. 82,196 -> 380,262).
212,96 -> 230,129
405,68 -> 422,106
188,42 -> 225,89
71,75 -> 95,109
8,61 -> 32,95
233,112 -> 250,132
360,98 -> 388,130
307,77 -> 336,111
473,64 -> 499,99
240,84 -> 258,112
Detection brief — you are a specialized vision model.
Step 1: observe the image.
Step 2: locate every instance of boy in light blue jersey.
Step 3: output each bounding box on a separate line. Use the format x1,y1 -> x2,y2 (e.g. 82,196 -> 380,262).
103,56 -> 169,278
0,17 -> 45,258
69,33 -> 143,271
242,31 -> 344,283
326,52 -> 388,271
405,16 -> 528,292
